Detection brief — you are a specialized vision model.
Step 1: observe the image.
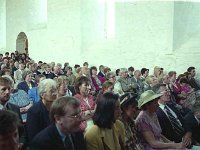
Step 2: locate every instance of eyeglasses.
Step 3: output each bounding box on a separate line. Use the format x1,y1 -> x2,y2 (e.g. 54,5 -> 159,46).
65,112 -> 82,119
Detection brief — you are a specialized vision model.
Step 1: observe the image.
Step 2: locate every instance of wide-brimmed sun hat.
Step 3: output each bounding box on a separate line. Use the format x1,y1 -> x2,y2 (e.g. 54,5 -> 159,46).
138,90 -> 162,108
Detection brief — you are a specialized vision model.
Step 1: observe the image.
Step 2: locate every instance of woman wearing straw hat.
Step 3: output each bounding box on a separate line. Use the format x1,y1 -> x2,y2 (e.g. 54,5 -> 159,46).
135,90 -> 187,150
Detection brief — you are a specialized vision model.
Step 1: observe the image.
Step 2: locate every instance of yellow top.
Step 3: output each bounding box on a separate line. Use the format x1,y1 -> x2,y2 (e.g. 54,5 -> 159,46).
84,120 -> 125,150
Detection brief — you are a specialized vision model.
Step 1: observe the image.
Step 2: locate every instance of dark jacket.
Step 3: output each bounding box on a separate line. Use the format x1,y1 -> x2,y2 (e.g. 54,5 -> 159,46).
184,112 -> 200,144
189,78 -> 200,91
17,81 -> 36,94
26,101 -> 50,143
6,102 -> 22,120
98,71 -> 105,78
6,103 -> 26,145
156,103 -> 185,142
29,124 -> 86,150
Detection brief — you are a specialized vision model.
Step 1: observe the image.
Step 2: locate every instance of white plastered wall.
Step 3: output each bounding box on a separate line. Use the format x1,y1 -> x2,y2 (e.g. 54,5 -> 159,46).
1,0 -> 200,75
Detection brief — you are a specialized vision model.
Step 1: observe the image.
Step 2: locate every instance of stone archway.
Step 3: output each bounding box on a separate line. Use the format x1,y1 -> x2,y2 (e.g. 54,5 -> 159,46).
16,32 -> 28,54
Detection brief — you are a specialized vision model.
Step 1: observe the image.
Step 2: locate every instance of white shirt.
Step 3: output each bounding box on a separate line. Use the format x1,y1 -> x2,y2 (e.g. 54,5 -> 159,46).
0,104 -> 3,110
194,115 -> 200,125
158,103 -> 182,126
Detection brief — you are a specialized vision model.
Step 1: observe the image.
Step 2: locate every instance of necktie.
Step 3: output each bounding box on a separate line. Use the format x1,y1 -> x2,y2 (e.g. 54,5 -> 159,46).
164,106 -> 184,136
64,134 -> 74,150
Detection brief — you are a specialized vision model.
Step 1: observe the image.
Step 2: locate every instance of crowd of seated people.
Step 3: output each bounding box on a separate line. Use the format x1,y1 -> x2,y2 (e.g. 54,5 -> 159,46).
1,51 -> 200,150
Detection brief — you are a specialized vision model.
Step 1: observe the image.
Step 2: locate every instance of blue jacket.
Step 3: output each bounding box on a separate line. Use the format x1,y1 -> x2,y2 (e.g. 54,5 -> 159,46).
28,87 -> 40,103
17,81 -> 36,94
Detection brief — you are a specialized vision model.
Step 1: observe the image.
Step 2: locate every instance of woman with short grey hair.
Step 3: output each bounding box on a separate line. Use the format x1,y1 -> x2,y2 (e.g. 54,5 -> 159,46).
38,78 -> 57,98
106,71 -> 116,83
26,78 -> 58,143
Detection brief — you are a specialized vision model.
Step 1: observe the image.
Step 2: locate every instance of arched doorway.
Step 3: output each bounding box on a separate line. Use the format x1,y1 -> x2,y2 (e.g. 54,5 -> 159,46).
16,32 -> 28,54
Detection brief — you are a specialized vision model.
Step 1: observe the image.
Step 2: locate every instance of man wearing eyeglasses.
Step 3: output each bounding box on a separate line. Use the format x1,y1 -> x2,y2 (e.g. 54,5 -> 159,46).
156,84 -> 192,148
29,96 -> 86,150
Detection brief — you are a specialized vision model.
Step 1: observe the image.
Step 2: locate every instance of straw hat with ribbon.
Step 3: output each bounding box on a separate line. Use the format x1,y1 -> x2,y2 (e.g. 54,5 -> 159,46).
138,90 -> 162,108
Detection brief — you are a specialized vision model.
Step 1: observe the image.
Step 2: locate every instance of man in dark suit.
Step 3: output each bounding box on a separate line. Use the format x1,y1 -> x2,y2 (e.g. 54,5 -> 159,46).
29,96 -> 86,150
98,65 -> 105,78
11,61 -> 19,76
0,77 -> 25,149
184,101 -> 200,145
128,66 -> 134,78
155,84 -> 191,147
187,66 -> 200,91
0,77 -> 22,119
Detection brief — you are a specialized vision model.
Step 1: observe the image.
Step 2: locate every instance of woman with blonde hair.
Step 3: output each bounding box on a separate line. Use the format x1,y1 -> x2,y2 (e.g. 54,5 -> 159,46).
153,66 -> 164,83
56,75 -> 68,98
143,75 -> 159,91
56,75 -> 74,97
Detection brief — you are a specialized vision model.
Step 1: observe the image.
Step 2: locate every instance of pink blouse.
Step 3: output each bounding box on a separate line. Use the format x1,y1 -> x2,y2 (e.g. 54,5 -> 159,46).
74,93 -> 95,131
74,93 -> 95,111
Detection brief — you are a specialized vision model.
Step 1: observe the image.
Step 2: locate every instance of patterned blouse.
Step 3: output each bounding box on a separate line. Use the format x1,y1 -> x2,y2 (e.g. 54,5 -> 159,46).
121,117 -> 144,150
74,93 -> 96,131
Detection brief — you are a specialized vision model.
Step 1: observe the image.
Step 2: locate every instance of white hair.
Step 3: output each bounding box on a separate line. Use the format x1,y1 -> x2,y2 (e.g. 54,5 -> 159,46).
119,68 -> 128,74
38,79 -> 57,97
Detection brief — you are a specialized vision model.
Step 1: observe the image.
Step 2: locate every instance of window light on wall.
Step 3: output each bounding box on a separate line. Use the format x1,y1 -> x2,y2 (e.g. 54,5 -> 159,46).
105,0 -> 115,38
